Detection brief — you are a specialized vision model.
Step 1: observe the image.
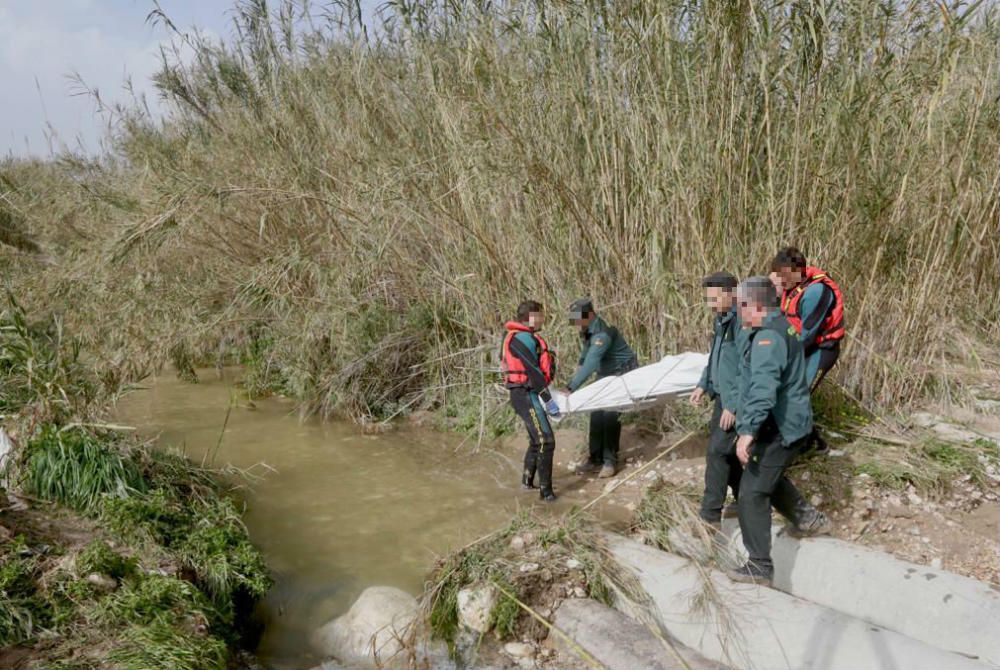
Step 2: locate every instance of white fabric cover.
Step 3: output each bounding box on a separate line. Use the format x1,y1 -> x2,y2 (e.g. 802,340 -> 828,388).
552,351 -> 708,416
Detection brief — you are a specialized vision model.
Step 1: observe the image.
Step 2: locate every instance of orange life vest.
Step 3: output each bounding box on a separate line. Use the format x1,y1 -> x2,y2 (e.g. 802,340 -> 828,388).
501,321 -> 555,386
781,266 -> 846,345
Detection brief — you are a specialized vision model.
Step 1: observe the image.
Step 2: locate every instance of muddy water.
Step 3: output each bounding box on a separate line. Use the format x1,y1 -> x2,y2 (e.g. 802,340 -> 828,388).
114,371 -> 521,669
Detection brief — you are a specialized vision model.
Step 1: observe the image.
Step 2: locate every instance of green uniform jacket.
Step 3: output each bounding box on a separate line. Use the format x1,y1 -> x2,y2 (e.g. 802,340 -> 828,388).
736,311 -> 813,444
568,316 -> 637,391
696,308 -> 740,413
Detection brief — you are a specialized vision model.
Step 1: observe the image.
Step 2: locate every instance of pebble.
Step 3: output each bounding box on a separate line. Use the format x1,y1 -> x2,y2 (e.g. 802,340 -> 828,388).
572,586 -> 587,598
908,492 -> 923,505
931,558 -> 943,569
510,536 -> 526,552
519,563 -> 540,573
86,573 -> 118,592
566,558 -> 582,570
504,642 -> 534,659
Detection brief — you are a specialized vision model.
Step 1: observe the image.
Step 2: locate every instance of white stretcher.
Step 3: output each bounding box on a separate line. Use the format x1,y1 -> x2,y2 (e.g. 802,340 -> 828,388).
551,351 -> 708,416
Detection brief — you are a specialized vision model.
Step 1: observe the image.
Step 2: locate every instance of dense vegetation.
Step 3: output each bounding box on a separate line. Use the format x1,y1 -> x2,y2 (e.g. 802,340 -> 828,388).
2,0 -> 999,426
0,296 -> 270,666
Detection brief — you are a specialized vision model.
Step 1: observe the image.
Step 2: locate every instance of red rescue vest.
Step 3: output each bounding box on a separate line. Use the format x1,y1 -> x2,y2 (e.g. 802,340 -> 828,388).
781,266 -> 846,345
501,321 -> 555,386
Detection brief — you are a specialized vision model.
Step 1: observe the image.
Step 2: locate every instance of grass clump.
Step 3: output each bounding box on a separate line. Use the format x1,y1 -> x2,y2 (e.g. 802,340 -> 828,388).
76,540 -> 137,581
423,513 -> 641,658
100,482 -> 271,605
0,542 -> 47,645
851,436 -> 999,496
22,426 -> 146,513
108,619 -> 228,670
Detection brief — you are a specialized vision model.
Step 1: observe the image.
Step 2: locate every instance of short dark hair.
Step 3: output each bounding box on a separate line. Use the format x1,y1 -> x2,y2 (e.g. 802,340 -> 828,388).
771,246 -> 807,272
702,271 -> 738,290
516,300 -> 544,322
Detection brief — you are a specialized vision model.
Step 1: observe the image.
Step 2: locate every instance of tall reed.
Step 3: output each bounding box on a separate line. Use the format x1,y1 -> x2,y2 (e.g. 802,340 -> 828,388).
2,0 -> 999,421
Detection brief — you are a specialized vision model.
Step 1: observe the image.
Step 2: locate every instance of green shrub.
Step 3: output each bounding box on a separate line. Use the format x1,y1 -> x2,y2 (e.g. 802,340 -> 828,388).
23,426 -> 145,512
76,540 -> 137,581
108,620 -> 228,670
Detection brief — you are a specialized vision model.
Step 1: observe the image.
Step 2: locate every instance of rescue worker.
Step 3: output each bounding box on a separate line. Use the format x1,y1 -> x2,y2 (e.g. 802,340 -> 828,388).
769,247 -> 845,392
501,300 -> 560,502
728,277 -> 831,587
690,272 -> 742,527
563,298 -> 638,479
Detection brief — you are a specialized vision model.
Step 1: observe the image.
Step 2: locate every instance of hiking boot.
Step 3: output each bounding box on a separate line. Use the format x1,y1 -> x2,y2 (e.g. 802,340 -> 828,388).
539,489 -> 558,503
575,461 -> 602,475
722,503 -> 740,519
726,562 -> 773,587
786,511 -> 833,539
598,464 -> 616,479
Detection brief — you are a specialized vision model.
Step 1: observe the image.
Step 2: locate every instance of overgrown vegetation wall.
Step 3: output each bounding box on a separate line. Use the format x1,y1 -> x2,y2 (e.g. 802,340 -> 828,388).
2,1 -> 999,421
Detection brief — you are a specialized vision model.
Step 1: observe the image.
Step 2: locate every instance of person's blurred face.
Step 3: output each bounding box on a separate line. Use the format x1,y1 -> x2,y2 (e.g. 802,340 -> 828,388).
527,310 -> 545,331
738,297 -> 769,329
705,287 -> 736,315
569,311 -> 592,329
773,266 -> 804,292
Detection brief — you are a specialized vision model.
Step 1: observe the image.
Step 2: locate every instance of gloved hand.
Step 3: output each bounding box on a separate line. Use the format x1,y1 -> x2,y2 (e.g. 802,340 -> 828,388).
544,398 -> 561,418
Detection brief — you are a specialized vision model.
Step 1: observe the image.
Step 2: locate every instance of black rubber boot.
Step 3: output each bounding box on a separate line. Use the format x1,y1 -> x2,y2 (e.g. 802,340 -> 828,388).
521,469 -> 538,490
536,439 -> 556,499
539,489 -> 557,502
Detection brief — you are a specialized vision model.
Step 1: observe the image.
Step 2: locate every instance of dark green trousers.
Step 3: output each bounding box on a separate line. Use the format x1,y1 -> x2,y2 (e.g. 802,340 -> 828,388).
737,424 -> 812,570
700,399 -> 741,523
588,410 -> 621,467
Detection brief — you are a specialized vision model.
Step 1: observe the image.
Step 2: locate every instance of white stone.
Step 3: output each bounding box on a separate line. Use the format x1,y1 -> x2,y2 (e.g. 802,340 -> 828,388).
85,573 -> 118,592
311,586 -> 417,669
503,642 -> 533,658
457,583 -> 498,634
0,427 -> 12,488
519,563 -> 539,573
565,558 -> 582,570
509,536 -> 526,552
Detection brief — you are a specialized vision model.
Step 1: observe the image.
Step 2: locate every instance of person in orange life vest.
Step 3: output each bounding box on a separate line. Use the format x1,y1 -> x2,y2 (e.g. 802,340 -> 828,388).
501,300 -> 560,502
769,247 -> 845,392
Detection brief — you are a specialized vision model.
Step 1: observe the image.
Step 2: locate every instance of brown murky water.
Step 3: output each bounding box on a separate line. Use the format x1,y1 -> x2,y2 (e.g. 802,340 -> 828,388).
114,370 -> 521,669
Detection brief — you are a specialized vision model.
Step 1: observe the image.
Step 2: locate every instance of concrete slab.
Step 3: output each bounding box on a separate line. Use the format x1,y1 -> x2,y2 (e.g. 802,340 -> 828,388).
550,598 -> 723,670
607,535 -> 991,670
719,520 -> 1000,667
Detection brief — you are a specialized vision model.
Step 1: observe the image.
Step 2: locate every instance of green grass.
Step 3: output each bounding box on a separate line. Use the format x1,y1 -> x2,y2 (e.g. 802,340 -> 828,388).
108,620 -> 228,670
76,540 -> 138,581
23,426 -> 146,513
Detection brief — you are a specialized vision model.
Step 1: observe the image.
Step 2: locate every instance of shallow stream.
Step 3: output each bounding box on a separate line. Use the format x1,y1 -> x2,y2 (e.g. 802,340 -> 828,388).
114,370 -> 521,668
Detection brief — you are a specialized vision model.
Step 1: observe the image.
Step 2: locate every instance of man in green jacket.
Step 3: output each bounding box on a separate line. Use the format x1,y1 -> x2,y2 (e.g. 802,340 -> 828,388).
563,298 -> 638,478
690,272 -> 742,526
728,277 -> 830,587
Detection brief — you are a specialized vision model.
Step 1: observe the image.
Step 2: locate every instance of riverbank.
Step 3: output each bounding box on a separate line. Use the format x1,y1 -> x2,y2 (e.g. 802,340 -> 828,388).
0,301 -> 271,669
387,389 -> 1000,669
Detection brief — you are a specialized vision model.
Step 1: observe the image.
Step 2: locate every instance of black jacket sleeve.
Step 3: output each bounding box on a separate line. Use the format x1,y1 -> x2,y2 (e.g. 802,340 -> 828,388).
509,337 -> 553,403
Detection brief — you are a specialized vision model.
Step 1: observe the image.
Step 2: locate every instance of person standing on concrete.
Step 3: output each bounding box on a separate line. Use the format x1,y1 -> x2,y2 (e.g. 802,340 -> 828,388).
563,298 -> 638,479
501,300 -> 560,502
728,277 -> 831,587
690,272 -> 742,527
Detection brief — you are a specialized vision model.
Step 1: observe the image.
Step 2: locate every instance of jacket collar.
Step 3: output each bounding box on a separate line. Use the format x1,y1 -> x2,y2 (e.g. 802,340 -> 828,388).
584,315 -> 606,339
